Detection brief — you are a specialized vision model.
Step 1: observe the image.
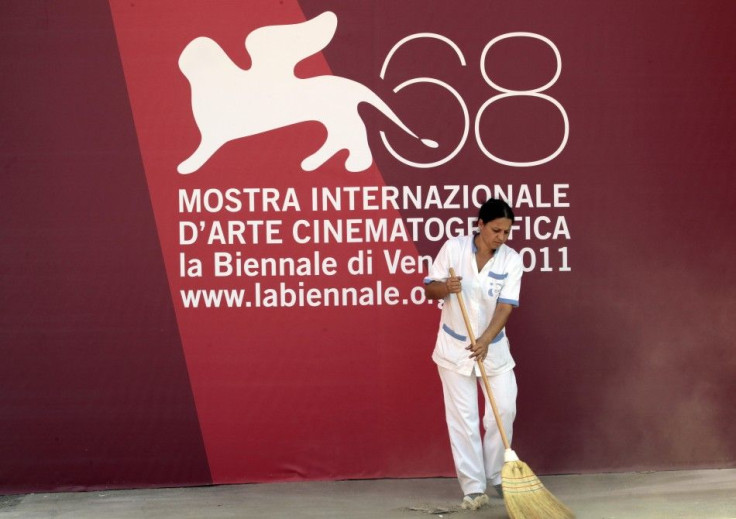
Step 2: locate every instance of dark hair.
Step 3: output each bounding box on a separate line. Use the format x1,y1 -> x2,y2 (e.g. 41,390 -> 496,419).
478,198 -> 515,223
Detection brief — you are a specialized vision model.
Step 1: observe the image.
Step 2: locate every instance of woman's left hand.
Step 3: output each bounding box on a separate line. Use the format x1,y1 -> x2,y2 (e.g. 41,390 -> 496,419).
466,338 -> 489,361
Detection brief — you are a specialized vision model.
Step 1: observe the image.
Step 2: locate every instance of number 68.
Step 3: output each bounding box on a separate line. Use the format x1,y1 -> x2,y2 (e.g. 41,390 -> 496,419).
379,32 -> 569,168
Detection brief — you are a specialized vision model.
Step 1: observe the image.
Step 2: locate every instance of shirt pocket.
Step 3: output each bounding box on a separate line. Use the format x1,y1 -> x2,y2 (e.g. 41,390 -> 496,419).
439,322 -> 470,365
442,323 -> 467,342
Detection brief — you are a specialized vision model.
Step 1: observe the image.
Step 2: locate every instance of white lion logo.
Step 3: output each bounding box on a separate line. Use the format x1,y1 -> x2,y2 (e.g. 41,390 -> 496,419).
177,11 -> 436,174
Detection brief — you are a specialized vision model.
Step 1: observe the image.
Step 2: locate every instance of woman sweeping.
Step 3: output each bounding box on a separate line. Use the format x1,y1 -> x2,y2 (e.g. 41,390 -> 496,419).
424,198 -> 523,511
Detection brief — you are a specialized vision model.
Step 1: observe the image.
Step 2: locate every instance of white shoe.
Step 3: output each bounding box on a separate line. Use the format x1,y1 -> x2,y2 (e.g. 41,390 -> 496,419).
461,493 -> 489,510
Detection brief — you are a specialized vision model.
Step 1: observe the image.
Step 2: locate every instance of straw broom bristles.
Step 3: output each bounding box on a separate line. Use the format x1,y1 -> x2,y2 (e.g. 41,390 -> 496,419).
448,268 -> 575,519
501,449 -> 575,519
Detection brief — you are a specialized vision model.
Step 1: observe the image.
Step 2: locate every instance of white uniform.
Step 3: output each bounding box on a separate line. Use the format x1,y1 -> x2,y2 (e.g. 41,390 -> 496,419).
424,234 -> 523,494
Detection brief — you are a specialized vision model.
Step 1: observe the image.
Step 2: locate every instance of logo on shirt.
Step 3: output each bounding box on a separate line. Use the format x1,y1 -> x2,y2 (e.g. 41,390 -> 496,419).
487,271 -> 507,299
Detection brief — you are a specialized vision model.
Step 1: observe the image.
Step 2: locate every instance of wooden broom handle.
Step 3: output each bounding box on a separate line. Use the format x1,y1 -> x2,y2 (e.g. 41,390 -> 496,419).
449,268 -> 511,450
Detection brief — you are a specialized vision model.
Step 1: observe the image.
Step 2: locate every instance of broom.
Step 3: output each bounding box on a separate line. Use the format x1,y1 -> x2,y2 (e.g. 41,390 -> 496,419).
449,268 -> 574,519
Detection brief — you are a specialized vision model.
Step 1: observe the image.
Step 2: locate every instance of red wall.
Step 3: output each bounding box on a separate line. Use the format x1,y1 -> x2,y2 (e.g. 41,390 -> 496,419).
0,1 -> 211,491
1,0 -> 735,492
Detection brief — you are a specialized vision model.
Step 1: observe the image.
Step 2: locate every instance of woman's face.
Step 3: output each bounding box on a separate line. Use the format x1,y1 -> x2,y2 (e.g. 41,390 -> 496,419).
478,217 -> 513,250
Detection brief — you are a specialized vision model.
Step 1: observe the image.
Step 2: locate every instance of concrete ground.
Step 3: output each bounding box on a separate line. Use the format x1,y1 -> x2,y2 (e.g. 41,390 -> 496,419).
1,468 -> 734,519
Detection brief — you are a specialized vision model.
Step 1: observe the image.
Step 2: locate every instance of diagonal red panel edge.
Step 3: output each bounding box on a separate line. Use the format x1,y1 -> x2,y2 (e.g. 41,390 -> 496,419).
109,0 -> 448,484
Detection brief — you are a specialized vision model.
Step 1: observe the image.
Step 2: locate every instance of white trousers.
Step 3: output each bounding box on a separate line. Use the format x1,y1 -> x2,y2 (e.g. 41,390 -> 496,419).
438,365 -> 517,494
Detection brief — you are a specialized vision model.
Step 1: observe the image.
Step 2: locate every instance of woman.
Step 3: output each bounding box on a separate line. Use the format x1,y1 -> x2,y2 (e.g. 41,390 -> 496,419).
423,198 -> 523,511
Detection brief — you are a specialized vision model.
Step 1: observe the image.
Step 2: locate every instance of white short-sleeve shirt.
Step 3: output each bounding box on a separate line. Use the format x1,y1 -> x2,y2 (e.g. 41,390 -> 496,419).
424,234 -> 523,377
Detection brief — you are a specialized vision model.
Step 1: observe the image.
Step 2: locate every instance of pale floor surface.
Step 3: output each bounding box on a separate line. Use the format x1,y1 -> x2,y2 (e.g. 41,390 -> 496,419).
1,469 -> 735,519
